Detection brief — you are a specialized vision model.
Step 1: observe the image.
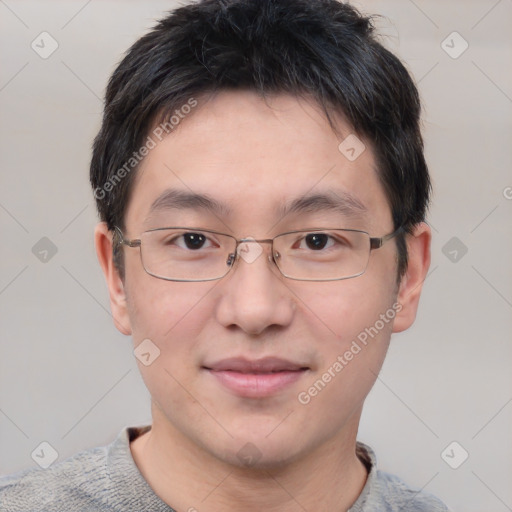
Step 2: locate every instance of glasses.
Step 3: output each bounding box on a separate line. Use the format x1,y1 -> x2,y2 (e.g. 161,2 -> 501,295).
114,225 -> 403,282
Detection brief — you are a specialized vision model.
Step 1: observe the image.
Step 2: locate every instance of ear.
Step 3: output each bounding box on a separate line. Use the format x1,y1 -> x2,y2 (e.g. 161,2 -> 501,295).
94,222 -> 132,335
392,222 -> 431,333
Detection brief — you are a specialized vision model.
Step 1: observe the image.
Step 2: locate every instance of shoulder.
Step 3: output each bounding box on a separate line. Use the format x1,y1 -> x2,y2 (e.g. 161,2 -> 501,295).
373,469 -> 451,511
0,426 -> 165,512
351,442 -> 451,512
0,444 -> 111,512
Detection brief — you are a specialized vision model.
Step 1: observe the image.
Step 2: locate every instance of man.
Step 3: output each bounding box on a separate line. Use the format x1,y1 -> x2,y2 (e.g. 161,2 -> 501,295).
0,0 -> 450,510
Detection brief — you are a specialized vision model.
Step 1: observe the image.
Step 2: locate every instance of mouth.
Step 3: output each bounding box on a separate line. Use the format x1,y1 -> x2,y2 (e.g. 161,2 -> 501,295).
202,357 -> 310,398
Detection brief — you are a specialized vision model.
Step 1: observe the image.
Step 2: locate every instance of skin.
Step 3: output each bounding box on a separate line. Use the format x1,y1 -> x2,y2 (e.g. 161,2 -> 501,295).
95,90 -> 431,512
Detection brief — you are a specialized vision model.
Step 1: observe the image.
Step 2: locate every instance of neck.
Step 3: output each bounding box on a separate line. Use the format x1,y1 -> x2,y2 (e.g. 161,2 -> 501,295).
130,406 -> 368,512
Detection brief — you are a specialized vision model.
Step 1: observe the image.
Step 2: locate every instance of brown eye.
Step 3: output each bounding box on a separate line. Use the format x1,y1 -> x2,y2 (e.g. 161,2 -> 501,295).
182,233 -> 207,250
304,233 -> 329,250
163,232 -> 214,250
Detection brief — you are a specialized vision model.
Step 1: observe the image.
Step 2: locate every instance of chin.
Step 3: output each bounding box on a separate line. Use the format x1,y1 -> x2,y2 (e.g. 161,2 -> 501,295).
207,430 -> 307,471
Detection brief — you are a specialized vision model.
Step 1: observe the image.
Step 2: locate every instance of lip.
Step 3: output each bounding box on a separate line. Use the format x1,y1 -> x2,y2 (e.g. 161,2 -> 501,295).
203,357 -> 309,398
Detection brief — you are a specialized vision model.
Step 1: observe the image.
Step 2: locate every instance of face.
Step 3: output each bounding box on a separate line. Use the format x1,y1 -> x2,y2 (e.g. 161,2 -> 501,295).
105,90 -> 416,468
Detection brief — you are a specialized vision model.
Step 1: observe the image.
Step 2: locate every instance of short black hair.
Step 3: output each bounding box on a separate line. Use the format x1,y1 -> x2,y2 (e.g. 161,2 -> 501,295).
90,0 -> 431,282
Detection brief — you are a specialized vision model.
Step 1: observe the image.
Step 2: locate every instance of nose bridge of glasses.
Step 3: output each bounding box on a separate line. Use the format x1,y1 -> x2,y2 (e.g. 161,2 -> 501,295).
238,237 -> 274,244
230,237 -> 278,266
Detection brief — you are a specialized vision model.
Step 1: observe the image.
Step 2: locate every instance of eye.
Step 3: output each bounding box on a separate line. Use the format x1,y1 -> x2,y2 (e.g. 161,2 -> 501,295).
297,233 -> 336,251
167,232 -> 216,250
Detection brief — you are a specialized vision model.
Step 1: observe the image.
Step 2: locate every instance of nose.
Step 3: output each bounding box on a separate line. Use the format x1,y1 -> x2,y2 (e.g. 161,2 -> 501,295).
214,239 -> 295,336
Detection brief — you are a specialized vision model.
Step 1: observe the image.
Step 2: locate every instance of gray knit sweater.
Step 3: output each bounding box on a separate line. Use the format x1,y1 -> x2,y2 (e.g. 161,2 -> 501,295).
0,426 -> 450,511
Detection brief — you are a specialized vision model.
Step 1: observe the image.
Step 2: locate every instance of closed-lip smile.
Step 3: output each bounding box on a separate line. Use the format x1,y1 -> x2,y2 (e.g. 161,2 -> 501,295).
203,357 -> 309,397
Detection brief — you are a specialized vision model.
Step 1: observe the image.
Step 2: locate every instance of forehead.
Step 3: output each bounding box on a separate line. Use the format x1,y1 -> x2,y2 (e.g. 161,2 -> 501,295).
125,90 -> 391,232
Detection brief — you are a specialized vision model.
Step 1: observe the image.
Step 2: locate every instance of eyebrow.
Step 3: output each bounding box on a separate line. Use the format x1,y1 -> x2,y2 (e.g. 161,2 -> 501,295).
277,189 -> 367,220
146,188 -> 367,223
147,189 -> 232,220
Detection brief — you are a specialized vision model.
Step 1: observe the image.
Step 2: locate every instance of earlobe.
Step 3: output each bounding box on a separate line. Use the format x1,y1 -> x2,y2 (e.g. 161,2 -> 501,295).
392,222 -> 431,333
94,222 -> 132,335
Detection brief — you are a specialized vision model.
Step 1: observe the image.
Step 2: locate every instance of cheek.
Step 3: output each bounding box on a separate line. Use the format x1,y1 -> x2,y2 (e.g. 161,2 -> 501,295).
125,276 -> 219,400
125,279 -> 218,408
125,269 -> 215,339
295,324 -> 394,437
297,277 -> 396,343
294,280 -> 396,405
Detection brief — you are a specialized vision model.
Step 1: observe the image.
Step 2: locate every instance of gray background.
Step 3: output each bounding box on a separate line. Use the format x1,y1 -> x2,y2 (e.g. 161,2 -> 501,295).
1,1 -> 511,510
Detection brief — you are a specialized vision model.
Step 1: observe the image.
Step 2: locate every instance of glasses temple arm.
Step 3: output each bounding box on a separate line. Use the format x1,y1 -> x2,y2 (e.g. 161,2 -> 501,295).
370,226 -> 405,250
113,226 -> 141,248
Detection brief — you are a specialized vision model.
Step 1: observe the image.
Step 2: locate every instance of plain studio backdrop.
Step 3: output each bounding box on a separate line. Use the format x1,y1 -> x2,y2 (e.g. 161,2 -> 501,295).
0,1 -> 511,511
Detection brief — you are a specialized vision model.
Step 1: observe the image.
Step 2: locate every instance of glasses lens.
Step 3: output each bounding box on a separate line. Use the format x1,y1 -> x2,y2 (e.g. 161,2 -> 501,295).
273,229 -> 371,281
137,228 -> 371,282
140,228 -> 237,281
